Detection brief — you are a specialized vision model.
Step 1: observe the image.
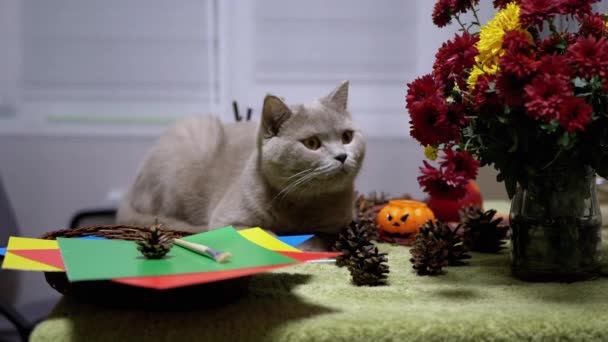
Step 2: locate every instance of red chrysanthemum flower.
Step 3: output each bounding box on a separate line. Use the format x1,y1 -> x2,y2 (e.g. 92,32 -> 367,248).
558,0 -> 600,16
493,0 -> 518,8
406,75 -> 443,112
433,32 -> 479,89
453,0 -> 480,13
409,98 -> 452,146
441,149 -> 480,179
538,33 -> 577,55
418,161 -> 468,200
579,14 -> 608,38
502,31 -> 534,53
520,0 -> 560,28
442,102 -> 469,130
496,71 -> 528,106
432,0 -> 479,28
566,36 -> 608,80
471,74 -> 502,116
432,0 -> 455,28
559,96 -> 593,133
537,54 -> 573,82
499,32 -> 538,79
524,74 -> 573,121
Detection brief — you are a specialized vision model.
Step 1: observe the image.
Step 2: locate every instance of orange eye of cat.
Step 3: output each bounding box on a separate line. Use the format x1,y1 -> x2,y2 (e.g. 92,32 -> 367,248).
342,130 -> 353,144
302,137 -> 321,150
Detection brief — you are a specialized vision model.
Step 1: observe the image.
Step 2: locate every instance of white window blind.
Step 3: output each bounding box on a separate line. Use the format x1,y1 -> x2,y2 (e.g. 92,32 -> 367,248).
6,0 -> 221,134
0,0 -> 447,137
226,0 -> 433,138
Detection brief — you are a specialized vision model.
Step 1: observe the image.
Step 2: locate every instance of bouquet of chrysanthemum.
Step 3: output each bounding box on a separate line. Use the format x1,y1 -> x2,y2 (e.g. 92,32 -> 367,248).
408,0 -> 608,200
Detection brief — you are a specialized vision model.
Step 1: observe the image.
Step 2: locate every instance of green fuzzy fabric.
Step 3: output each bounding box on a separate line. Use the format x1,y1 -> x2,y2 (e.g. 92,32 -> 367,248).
31,241 -> 608,342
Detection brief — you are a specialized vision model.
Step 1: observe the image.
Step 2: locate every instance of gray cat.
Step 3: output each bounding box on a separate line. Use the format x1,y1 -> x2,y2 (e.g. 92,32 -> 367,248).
117,81 -> 366,246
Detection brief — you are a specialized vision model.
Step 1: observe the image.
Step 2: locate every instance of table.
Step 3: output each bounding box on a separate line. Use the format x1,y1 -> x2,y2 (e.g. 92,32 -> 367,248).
30,240 -> 608,342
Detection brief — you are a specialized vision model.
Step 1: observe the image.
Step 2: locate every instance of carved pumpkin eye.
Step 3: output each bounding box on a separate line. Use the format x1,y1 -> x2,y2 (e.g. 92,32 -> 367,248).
342,130 -> 354,144
387,214 -> 393,221
401,214 -> 409,222
302,136 -> 321,150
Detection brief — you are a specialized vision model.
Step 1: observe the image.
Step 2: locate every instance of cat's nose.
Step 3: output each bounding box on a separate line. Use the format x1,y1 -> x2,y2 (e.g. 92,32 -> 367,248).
334,154 -> 347,163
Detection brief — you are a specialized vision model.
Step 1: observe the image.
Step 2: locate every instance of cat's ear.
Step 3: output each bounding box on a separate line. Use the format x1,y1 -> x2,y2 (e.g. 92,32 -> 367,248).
261,94 -> 292,137
322,80 -> 349,112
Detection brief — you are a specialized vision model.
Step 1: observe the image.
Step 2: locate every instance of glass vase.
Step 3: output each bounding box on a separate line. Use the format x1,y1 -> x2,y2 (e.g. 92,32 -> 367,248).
509,167 -> 603,282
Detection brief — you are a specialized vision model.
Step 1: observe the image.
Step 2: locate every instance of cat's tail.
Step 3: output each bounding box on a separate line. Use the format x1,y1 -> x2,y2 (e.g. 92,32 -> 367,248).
116,195 -> 205,232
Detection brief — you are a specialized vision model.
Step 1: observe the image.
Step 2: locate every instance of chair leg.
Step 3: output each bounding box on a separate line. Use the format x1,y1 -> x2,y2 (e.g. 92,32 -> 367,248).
0,300 -> 32,342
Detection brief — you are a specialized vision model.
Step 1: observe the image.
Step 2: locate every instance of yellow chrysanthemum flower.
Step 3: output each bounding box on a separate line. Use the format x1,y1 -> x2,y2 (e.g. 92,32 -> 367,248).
424,145 -> 439,161
476,2 -> 523,68
467,2 -> 527,91
467,64 -> 498,91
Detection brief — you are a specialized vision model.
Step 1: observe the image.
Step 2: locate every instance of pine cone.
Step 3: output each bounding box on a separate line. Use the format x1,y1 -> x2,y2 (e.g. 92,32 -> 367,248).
410,223 -> 449,275
422,220 -> 471,266
137,221 -> 173,259
459,206 -> 509,253
333,220 -> 374,267
348,245 -> 389,286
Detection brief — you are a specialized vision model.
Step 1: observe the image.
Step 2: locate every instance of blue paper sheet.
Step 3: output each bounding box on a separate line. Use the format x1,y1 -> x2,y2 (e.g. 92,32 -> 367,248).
0,247 -> 6,256
277,234 -> 314,247
80,236 -> 107,240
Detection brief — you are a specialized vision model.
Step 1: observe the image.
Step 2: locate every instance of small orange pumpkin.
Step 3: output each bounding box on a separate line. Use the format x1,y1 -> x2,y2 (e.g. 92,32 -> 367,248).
376,200 -> 435,235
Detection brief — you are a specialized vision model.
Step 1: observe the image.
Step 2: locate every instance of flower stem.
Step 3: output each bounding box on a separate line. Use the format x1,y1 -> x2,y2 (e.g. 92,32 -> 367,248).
455,14 -> 468,32
548,18 -> 559,35
471,5 -> 482,28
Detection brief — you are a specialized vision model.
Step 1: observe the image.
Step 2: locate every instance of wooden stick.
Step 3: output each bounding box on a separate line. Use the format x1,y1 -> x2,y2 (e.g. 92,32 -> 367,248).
173,239 -> 232,263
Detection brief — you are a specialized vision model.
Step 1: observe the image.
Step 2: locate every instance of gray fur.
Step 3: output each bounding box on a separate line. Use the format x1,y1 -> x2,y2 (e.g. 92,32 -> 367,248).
117,81 -> 366,241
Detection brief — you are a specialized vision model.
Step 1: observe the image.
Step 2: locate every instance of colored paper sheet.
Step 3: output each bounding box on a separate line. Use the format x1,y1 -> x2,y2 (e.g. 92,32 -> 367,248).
277,234 -> 314,248
277,251 -> 341,263
5,246 -> 340,289
0,247 -> 5,256
2,251 -> 63,272
9,249 -> 65,269
113,263 -> 296,289
7,237 -> 58,250
79,236 -> 107,240
239,228 -> 300,252
58,226 -> 297,282
112,250 -> 340,289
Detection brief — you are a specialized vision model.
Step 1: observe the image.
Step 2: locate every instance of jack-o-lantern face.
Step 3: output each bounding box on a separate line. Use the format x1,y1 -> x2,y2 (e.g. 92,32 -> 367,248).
377,200 -> 435,235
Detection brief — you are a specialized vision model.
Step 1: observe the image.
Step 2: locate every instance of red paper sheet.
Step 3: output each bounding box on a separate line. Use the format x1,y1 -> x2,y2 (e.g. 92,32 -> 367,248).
9,249 -> 66,269
13,248 -> 340,290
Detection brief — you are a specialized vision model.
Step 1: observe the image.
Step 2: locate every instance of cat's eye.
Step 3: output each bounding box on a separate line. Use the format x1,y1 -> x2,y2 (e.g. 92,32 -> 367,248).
302,136 -> 321,150
342,130 -> 354,144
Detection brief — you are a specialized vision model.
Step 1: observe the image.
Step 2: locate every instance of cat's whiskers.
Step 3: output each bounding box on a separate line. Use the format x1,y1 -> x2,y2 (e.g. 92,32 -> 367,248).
273,164 -> 333,203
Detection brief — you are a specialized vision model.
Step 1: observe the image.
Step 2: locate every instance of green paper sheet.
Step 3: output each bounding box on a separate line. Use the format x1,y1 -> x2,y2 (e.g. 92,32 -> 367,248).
58,226 -> 297,282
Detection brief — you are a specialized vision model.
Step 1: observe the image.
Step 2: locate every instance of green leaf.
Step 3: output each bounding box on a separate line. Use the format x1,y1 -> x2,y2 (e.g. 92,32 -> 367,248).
573,77 -> 588,88
558,133 -> 578,150
508,131 -> 519,153
541,120 -> 560,133
590,76 -> 603,90
487,82 -> 497,93
505,177 -> 517,199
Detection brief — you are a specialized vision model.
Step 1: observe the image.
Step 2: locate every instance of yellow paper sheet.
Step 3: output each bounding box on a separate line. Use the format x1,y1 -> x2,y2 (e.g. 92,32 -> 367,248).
1,252 -> 63,272
7,237 -> 59,250
239,227 -> 300,252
